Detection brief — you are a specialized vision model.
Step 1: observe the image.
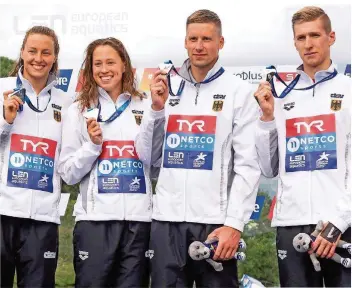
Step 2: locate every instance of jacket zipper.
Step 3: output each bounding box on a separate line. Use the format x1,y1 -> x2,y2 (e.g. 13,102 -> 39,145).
30,96 -> 40,218
91,170 -> 96,212
195,84 -> 200,105
184,167 -> 187,221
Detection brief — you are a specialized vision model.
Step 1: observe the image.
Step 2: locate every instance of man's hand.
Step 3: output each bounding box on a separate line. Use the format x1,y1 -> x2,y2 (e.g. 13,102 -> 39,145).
254,81 -> 274,122
207,226 -> 241,261
3,90 -> 23,124
150,70 -> 169,111
311,222 -> 342,258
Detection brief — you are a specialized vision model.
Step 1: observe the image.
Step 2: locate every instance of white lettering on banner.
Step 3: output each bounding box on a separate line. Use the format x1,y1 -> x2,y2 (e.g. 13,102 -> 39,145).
105,145 -> 135,157
112,161 -> 142,169
287,136 -> 335,153
290,155 -> 305,162
57,77 -> 67,86
180,136 -> 214,144
12,171 -> 28,179
254,204 -> 260,213
102,178 -> 119,184
284,73 -> 295,81
176,120 -> 205,132
20,139 -> 49,155
24,156 -> 54,167
294,120 -> 324,134
168,152 -> 184,159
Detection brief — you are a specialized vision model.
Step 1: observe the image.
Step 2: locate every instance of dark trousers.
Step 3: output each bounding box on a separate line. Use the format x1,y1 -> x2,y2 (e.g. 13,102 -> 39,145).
73,220 -> 151,288
149,220 -> 239,288
0,215 -> 58,288
276,225 -> 351,287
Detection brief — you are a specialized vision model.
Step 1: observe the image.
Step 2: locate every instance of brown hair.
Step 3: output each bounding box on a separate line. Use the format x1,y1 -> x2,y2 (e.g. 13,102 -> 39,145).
10,26 -> 60,76
292,6 -> 332,34
77,37 -> 142,111
186,9 -> 222,35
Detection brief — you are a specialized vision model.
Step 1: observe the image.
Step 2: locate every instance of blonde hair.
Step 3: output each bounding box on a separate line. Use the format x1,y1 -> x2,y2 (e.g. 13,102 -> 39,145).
292,6 -> 331,34
76,37 -> 142,111
186,9 -> 222,35
10,26 -> 60,76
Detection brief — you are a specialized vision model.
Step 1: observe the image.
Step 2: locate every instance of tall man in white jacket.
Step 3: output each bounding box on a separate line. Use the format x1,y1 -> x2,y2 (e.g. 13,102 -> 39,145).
255,6 -> 351,287
136,9 -> 261,287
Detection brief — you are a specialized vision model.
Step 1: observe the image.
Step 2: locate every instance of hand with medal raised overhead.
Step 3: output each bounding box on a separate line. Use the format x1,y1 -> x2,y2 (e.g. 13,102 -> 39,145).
86,118 -> 103,146
150,68 -> 169,111
254,80 -> 275,122
3,89 -> 24,124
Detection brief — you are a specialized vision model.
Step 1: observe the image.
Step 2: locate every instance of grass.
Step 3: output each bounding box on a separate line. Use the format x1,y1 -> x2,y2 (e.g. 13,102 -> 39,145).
56,198 -> 76,287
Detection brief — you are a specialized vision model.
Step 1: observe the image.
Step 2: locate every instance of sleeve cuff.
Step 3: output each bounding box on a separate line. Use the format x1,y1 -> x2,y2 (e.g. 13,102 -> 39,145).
0,116 -> 13,133
329,217 -> 350,234
84,141 -> 103,155
257,118 -> 276,131
149,106 -> 165,120
224,216 -> 244,232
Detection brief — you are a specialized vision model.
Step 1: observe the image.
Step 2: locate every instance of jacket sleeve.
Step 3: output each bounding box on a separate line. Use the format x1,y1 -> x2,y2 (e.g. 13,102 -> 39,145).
135,105 -> 166,167
224,82 -> 262,232
58,104 -> 102,185
329,193 -> 351,233
255,118 -> 279,178
0,85 -> 14,136
329,112 -> 351,233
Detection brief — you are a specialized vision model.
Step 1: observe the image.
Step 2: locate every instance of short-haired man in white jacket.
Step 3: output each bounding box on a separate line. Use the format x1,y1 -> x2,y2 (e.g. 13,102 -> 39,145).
255,6 -> 351,287
135,9 -> 261,288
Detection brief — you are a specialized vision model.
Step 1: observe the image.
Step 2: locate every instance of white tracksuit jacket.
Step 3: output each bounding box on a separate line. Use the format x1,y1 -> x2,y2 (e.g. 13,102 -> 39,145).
255,63 -> 351,233
135,59 -> 261,232
0,71 -> 72,224
58,87 -> 153,222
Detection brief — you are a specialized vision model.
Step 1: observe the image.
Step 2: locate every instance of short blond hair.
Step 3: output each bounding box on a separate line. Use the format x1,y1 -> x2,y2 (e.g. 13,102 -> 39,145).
292,6 -> 331,34
186,9 -> 222,35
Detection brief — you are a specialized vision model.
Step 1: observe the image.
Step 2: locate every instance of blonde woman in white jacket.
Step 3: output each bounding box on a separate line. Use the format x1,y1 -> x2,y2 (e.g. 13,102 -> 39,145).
0,26 -> 72,287
58,38 -> 152,288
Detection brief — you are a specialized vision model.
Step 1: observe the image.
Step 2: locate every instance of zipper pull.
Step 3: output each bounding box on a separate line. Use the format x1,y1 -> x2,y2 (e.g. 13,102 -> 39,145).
195,84 -> 200,105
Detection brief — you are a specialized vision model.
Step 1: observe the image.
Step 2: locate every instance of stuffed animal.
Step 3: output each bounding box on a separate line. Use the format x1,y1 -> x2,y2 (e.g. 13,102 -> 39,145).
188,238 -> 246,271
293,220 -> 351,271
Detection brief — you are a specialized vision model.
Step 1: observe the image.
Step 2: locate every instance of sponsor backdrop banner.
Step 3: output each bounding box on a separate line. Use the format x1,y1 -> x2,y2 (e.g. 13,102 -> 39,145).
56,63 -> 351,220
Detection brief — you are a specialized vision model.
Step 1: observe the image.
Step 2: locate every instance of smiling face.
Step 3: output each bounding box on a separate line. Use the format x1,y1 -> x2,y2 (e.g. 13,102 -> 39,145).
20,33 -> 56,82
185,22 -> 224,71
92,44 -> 125,97
293,17 -> 335,71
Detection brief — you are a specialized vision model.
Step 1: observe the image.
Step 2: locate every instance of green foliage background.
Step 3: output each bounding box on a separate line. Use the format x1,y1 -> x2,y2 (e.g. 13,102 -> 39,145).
0,56 -> 15,77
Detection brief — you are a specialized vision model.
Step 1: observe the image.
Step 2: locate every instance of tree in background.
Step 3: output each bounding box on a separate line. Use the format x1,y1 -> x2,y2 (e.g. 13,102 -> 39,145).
238,190 -> 279,286
0,56 -> 15,78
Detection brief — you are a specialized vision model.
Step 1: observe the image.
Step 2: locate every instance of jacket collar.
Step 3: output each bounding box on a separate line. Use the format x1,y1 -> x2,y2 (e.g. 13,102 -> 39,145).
18,67 -> 57,95
178,58 -> 223,84
97,86 -> 131,105
296,61 -> 337,83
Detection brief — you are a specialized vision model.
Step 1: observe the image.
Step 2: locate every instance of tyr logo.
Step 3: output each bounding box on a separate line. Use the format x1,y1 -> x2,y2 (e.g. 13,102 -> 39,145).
105,145 -> 135,157
176,120 -> 205,132
20,139 -> 49,154
294,120 -> 324,134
